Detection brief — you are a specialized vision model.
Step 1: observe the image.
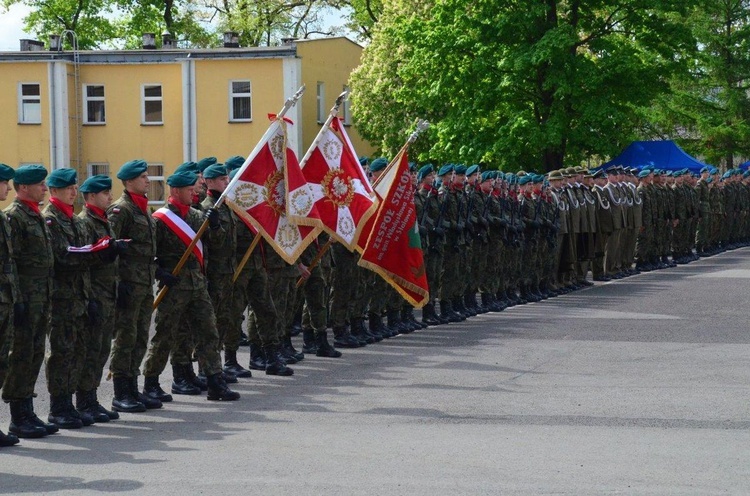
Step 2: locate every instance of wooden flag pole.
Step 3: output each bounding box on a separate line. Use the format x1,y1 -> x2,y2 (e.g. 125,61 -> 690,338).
295,238 -> 334,288
232,234 -> 261,283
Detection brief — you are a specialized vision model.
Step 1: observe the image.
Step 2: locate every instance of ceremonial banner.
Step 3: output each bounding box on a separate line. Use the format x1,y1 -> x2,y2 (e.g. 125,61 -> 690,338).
357,149 -> 428,308
301,115 -> 378,250
152,207 -> 205,268
66,236 -> 116,253
223,115 -> 321,264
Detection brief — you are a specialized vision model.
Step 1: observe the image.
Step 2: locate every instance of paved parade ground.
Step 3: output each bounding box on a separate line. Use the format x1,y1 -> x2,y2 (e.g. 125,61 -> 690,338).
2,250 -> 750,495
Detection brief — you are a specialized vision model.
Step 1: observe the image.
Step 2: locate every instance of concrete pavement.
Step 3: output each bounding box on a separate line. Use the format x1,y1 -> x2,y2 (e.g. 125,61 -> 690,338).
2,249 -> 750,494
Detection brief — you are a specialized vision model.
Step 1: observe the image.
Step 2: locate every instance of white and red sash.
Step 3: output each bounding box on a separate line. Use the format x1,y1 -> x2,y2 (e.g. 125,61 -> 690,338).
152,207 -> 204,269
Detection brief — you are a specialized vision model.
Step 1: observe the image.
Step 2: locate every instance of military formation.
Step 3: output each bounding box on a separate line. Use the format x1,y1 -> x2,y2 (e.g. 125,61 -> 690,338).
0,157 -> 749,447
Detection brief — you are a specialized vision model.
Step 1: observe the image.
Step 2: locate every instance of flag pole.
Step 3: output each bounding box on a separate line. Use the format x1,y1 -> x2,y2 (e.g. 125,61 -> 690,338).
295,237 -> 335,288
298,90 -> 348,169
371,119 -> 431,189
227,85 -> 307,282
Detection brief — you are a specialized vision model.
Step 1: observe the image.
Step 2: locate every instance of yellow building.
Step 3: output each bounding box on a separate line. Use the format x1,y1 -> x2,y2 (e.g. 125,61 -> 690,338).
0,36 -> 372,206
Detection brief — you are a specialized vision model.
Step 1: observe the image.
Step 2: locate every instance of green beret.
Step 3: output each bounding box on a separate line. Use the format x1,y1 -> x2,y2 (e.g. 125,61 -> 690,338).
229,168 -> 240,181
197,156 -> 217,173
14,165 -> 48,185
224,156 -> 245,172
480,171 -> 493,182
203,164 -> 228,179
369,157 -> 388,172
408,162 -> 417,172
167,171 -> 198,187
117,159 -> 148,180
437,164 -> 453,176
175,161 -> 199,174
79,174 -> 112,193
705,176 -> 713,184
454,164 -> 468,175
0,164 -> 15,181
466,164 -> 479,177
359,156 -> 370,166
518,175 -> 532,186
417,164 -> 434,182
532,174 -> 543,184
46,168 -> 77,188
637,170 -> 650,178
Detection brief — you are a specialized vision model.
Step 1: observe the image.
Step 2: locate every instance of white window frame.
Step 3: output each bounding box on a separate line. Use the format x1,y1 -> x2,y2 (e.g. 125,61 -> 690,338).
342,85 -> 352,126
83,84 -> 106,125
229,80 -> 252,122
147,163 -> 166,205
87,162 -> 110,177
316,81 -> 325,124
141,83 -> 163,125
18,82 -> 41,124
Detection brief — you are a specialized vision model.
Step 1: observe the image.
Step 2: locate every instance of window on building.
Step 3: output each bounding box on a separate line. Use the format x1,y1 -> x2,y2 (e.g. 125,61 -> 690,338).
342,85 -> 352,126
147,164 -> 165,204
142,84 -> 163,124
87,163 -> 110,177
317,82 -> 325,123
18,83 -> 41,124
229,80 -> 252,122
83,84 -> 105,124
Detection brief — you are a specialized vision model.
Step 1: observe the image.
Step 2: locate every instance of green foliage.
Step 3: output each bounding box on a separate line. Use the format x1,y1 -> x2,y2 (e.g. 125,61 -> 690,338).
352,0 -> 697,171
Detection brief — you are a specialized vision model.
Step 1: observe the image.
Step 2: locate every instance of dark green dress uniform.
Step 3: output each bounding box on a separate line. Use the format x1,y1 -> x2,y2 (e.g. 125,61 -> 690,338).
3,165 -> 56,438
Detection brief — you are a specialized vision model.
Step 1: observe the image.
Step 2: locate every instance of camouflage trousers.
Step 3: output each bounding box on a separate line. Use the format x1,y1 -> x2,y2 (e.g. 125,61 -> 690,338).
352,268 -> 373,319
143,286 -> 222,378
425,247 -> 443,303
46,298 -> 89,396
249,267 -> 295,342
440,244 -> 462,301
0,303 -> 12,388
110,281 -> 153,378
301,263 -> 328,333
78,285 -> 116,392
330,243 -> 359,326
207,272 -> 235,351
234,258 -> 279,349
2,291 -> 49,401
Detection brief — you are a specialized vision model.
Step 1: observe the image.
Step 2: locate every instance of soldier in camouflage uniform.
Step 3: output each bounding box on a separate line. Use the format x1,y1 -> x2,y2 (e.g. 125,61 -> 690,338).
143,171 -> 239,401
437,165 -> 465,321
416,164 -> 445,324
0,164 -> 21,446
464,165 -> 487,313
108,160 -> 158,413
3,165 -> 57,438
77,175 -> 123,423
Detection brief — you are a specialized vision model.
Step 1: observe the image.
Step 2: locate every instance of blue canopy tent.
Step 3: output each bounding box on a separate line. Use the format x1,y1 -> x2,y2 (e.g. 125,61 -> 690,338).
602,140 -> 711,174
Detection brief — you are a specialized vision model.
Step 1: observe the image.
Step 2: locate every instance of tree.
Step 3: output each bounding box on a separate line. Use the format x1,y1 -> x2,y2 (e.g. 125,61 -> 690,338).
644,0 -> 750,168
351,0 -> 697,171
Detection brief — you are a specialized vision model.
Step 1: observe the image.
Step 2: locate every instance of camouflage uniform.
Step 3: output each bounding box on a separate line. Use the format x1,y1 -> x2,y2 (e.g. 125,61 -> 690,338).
2,200 -> 53,401
0,210 -> 19,394
108,192 -> 157,379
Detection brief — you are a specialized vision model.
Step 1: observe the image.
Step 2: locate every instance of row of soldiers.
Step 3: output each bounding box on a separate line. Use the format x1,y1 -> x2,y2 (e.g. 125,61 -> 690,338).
411,162 -> 750,323
2,154 -> 749,447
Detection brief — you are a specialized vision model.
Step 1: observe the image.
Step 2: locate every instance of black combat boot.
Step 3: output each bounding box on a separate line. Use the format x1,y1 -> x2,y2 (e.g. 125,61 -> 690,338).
206,373 -> 240,401
66,395 -> 94,427
422,303 -> 441,326
290,308 -> 303,337
239,330 -> 250,347
131,377 -> 161,409
48,395 -> 83,429
263,344 -> 294,376
279,336 -> 303,363
91,389 -> 119,420
171,364 -> 201,395
76,390 -> 110,423
143,377 -> 174,403
248,343 -> 267,370
368,312 -> 390,340
315,331 -> 342,358
0,427 -> 19,447
333,325 -> 362,348
8,400 -> 46,439
223,349 -> 252,378
22,398 -> 58,434
435,301 -> 452,323
112,376 -> 146,413
357,317 -> 381,343
185,362 -> 208,391
301,329 -> 318,354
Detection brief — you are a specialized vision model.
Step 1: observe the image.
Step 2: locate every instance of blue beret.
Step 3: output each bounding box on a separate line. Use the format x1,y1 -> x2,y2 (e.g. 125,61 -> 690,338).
197,157 -> 217,173
480,171 -> 493,182
79,174 -> 112,193
167,171 -> 198,187
454,164 -> 468,175
117,159 -> 148,180
518,175 -> 532,185
224,156 -> 245,172
705,176 -> 713,184
203,164 -> 228,180
175,161 -> 199,174
466,164 -> 479,177
369,157 -> 388,172
359,156 -> 370,166
700,166 -> 709,173
417,164 -> 434,182
0,164 -> 15,181
437,164 -> 453,176
710,167 -> 719,174
722,171 -> 731,179
14,165 -> 48,185
46,168 -> 77,188
532,174 -> 543,184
